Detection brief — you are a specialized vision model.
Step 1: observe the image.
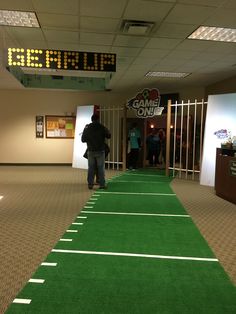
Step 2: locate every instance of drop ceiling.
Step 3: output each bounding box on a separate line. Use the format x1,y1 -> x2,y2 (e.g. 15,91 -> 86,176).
0,0 -> 236,93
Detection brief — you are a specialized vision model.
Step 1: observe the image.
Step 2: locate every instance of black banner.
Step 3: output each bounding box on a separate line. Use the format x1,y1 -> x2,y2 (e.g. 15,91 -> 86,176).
8,48 -> 116,72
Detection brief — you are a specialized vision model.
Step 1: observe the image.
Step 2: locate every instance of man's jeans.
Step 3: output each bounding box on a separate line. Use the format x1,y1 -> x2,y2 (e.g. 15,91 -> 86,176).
87,151 -> 105,187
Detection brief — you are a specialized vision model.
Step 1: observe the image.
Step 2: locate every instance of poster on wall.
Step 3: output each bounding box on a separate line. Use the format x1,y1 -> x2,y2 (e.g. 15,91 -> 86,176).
126,88 -> 163,118
45,115 -> 76,138
36,115 -> 44,138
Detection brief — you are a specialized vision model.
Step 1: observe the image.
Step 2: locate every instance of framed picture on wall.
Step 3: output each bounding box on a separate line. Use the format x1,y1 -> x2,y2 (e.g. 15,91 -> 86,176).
36,115 -> 44,138
45,115 -> 76,138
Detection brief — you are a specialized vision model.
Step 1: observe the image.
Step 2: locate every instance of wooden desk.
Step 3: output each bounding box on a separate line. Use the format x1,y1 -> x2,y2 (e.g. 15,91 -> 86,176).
215,148 -> 236,204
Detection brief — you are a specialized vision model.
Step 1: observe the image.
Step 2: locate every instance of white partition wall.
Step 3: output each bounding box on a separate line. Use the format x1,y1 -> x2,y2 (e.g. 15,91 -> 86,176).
200,93 -> 236,186
72,105 -> 94,169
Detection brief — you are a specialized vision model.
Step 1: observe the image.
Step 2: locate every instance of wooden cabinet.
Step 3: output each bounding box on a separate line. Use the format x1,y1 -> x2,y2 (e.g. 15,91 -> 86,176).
215,148 -> 236,204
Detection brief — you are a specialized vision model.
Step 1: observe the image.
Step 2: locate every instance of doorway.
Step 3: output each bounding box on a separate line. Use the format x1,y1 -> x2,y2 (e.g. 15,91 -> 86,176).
145,115 -> 167,168
126,116 -> 167,169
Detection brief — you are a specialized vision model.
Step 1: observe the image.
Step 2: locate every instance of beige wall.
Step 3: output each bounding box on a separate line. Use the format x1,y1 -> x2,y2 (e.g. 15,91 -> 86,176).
0,87 -> 207,164
205,74 -> 236,97
0,89 -> 127,163
179,87 -> 205,102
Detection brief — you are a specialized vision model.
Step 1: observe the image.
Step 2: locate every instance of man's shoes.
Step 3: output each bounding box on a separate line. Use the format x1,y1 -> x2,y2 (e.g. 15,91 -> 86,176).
99,185 -> 107,189
88,185 -> 93,190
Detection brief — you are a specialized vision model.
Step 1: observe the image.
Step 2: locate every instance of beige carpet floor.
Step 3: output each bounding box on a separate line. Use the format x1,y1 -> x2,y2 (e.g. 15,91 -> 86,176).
0,166 -> 235,313
171,178 -> 236,286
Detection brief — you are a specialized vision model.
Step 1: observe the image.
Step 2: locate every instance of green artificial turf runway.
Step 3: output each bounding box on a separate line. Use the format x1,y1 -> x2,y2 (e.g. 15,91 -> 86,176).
6,169 -> 236,314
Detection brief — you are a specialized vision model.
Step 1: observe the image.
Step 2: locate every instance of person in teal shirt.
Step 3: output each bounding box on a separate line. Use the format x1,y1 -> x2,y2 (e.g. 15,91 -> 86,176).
128,123 -> 141,169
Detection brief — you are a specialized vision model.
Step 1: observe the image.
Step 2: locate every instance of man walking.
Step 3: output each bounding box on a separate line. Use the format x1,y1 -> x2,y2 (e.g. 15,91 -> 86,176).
81,114 -> 111,189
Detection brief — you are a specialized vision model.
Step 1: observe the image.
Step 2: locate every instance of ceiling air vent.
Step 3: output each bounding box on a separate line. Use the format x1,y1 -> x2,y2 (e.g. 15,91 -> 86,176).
121,20 -> 155,35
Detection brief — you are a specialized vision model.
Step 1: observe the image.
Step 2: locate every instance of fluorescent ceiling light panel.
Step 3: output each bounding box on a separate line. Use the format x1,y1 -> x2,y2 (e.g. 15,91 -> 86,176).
0,10 -> 39,27
188,26 -> 236,43
146,71 -> 190,78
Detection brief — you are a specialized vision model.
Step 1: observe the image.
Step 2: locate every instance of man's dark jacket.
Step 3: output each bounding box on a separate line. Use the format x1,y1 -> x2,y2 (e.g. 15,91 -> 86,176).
81,121 -> 111,151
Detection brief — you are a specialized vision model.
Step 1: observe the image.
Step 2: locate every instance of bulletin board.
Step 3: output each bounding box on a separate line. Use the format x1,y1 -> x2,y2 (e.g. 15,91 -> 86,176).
45,115 -> 76,138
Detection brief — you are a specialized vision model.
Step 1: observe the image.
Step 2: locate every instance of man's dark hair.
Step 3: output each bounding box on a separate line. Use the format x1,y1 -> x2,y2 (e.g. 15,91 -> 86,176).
91,113 -> 99,122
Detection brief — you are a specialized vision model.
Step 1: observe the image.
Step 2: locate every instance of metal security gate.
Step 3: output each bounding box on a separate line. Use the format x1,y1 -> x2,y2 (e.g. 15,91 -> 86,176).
166,99 -> 207,180
99,105 -> 126,171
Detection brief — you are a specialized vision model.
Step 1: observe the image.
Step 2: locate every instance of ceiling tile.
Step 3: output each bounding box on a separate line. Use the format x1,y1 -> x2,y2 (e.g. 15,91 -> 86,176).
127,63 -> 154,72
220,54 -> 236,64
204,8 -> 236,28
132,57 -> 159,67
80,17 -> 119,33
198,63 -> 236,73
18,40 -> 48,49
142,0 -> 176,2
205,42 -> 236,54
124,0 -> 174,21
79,32 -> 114,46
175,63 -> 208,72
138,48 -> 170,58
38,13 -> 79,29
0,0 -> 34,10
32,0 -> 79,15
7,27 -> 45,42
78,44 -> 112,53
80,0 -> 127,18
120,70 -> 145,79
113,35 -> 149,48
145,37 -> 182,49
43,29 -> 79,43
48,42 -> 80,51
193,52 -> 227,62
153,58 -> 186,70
0,29 -> 18,48
178,59 -> 213,68
177,0 -> 223,6
218,0 -> 236,9
165,49 -> 199,59
116,56 -> 134,68
175,39 -> 213,52
0,0 -> 236,93
165,4 -> 215,24
111,46 -> 141,57
154,23 -> 197,39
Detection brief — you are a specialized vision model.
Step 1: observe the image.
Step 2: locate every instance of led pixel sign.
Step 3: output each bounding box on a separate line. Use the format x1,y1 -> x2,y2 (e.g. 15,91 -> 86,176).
8,48 -> 116,72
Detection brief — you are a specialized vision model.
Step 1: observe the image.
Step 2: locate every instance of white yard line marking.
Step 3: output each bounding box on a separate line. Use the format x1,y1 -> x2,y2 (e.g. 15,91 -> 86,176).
108,175 -> 124,181
66,230 -> 78,233
110,180 -> 164,184
98,191 -> 176,196
93,194 -> 101,197
125,173 -> 167,178
41,262 -> 57,266
87,202 -> 95,204
28,279 -> 45,284
90,198 -> 98,201
13,299 -> 31,304
52,249 -> 218,262
77,216 -> 87,219
60,238 -> 73,242
84,206 -> 93,209
72,222 -> 84,225
81,210 -> 190,218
